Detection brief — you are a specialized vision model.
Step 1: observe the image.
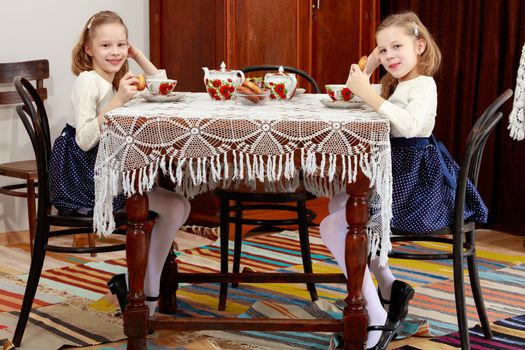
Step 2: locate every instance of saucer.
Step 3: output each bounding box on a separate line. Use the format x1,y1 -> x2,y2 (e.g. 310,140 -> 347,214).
320,98 -> 363,109
294,88 -> 306,96
143,92 -> 187,102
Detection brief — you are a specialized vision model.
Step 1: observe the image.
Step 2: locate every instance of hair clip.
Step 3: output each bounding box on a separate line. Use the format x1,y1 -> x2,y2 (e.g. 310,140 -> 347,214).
412,22 -> 419,37
87,15 -> 95,30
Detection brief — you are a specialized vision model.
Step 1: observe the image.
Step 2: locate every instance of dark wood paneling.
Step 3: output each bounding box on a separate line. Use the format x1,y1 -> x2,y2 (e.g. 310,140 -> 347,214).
231,1 -> 302,68
150,0 -> 226,92
312,0 -> 379,90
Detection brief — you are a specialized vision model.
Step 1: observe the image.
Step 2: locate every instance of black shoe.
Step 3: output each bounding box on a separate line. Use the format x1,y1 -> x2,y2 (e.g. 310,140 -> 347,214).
378,280 -> 414,322
107,273 -> 128,313
333,318 -> 401,350
366,318 -> 401,350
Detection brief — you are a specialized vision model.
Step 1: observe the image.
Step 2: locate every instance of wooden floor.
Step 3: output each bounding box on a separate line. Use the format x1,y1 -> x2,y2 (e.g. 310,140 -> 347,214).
1,205 -> 524,349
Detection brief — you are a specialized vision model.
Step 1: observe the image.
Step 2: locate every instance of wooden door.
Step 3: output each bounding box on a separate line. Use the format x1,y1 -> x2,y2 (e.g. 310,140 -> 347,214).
311,0 -> 379,90
226,0 -> 312,81
150,0 -> 227,92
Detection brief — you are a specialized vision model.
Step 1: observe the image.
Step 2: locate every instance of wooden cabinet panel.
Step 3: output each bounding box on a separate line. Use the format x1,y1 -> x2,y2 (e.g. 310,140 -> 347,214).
228,1 -> 311,73
312,0 -> 379,89
150,0 -> 226,92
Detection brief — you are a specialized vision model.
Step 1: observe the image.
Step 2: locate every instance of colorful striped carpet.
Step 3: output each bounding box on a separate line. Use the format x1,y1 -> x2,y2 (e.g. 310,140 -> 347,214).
1,228 -> 524,349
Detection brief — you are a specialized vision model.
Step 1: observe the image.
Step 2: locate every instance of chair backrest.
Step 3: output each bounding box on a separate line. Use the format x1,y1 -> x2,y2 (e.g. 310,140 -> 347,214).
454,89 -> 513,228
0,60 -> 49,105
241,65 -> 321,93
14,76 -> 52,220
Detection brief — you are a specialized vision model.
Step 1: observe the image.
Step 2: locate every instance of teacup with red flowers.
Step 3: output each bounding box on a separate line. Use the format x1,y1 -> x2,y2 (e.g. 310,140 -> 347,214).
147,78 -> 177,96
325,84 -> 354,102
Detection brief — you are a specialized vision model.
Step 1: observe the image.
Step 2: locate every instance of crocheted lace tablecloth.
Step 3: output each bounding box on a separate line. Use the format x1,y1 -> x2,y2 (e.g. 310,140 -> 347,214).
94,93 -> 393,263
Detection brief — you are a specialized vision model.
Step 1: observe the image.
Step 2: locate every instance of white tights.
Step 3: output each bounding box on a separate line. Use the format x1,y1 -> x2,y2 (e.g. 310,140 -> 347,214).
321,193 -> 395,348
143,187 -> 191,316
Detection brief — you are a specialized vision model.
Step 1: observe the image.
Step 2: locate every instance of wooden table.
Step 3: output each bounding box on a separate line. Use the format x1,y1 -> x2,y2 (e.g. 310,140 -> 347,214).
94,93 -> 392,350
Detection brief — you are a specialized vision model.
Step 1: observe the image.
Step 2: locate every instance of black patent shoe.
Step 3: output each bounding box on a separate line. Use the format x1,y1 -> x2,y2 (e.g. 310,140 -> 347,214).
107,273 -> 128,313
366,318 -> 401,350
333,318 -> 401,350
378,280 -> 414,322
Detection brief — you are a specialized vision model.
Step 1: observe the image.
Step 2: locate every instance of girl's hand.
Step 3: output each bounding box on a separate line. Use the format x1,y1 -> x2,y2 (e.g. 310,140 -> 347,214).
128,43 -> 160,76
127,43 -> 142,60
346,64 -> 370,98
364,47 -> 381,76
115,71 -> 139,104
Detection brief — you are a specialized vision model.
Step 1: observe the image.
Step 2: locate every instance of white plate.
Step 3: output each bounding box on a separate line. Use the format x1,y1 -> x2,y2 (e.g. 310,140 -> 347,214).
142,92 -> 187,102
320,98 -> 363,109
294,88 -> 306,96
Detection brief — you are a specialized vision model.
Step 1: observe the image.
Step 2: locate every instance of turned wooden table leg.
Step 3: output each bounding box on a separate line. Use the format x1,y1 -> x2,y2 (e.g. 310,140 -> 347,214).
125,193 -> 151,350
343,172 -> 369,350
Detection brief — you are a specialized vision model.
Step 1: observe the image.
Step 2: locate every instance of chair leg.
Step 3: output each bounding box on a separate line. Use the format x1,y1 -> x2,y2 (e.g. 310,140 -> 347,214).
466,232 -> 493,339
297,199 -> 318,301
218,196 -> 230,311
232,201 -> 243,288
88,233 -> 97,257
12,224 -> 48,347
453,232 -> 470,350
26,180 -> 37,256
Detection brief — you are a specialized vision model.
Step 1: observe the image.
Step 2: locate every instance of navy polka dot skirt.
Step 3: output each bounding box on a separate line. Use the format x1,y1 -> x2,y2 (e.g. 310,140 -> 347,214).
390,135 -> 488,234
49,124 -> 126,216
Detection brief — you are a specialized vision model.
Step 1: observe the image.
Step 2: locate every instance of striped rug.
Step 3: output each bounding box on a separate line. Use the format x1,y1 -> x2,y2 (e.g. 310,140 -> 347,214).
396,314 -> 525,349
3,228 -> 525,349
0,303 -> 124,350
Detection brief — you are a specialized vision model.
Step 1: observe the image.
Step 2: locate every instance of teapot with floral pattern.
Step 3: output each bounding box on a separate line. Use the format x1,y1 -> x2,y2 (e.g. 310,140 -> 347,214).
264,66 -> 298,100
202,62 -> 245,100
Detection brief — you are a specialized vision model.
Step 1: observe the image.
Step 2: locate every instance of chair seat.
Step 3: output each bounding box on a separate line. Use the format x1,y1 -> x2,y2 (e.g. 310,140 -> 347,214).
216,188 -> 316,202
0,159 -> 37,180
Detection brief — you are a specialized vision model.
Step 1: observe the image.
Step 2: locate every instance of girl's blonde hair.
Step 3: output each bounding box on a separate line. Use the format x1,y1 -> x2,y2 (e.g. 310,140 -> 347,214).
377,11 -> 442,99
71,10 -> 129,88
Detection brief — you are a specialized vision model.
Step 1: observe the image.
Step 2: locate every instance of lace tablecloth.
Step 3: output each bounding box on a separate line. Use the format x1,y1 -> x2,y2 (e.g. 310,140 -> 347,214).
94,93 -> 393,264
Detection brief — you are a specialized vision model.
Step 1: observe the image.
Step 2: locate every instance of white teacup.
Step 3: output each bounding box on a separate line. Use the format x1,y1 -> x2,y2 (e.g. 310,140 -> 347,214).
147,79 -> 177,96
325,84 -> 354,102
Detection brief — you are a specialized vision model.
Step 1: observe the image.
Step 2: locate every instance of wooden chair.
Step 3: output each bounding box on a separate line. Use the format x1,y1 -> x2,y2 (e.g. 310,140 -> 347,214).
0,60 -> 48,253
11,76 -> 158,347
216,65 -> 321,311
388,89 -> 513,350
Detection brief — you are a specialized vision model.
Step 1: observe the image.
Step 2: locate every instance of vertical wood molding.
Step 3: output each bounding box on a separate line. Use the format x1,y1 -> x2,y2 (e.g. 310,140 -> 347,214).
224,0 -> 235,68
149,0 -> 162,67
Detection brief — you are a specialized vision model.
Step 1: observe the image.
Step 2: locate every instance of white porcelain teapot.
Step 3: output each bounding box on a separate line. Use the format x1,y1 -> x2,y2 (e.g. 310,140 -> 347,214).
264,66 -> 297,100
202,62 -> 245,100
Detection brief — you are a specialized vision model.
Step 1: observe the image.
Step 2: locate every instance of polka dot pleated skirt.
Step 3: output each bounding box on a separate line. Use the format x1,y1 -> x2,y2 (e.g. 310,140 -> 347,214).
49,124 -> 126,216
390,136 -> 488,234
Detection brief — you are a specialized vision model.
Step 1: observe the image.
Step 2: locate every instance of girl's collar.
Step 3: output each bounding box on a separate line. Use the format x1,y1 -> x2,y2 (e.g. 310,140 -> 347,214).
92,67 -> 115,85
397,74 -> 427,84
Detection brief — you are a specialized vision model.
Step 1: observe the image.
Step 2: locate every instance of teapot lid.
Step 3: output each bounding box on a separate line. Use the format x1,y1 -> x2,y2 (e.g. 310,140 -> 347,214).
220,61 -> 227,72
278,65 -> 284,74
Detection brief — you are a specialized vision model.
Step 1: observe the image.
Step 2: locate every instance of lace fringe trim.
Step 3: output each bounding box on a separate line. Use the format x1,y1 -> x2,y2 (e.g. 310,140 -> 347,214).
509,43 -> 525,141
94,148 -> 393,265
